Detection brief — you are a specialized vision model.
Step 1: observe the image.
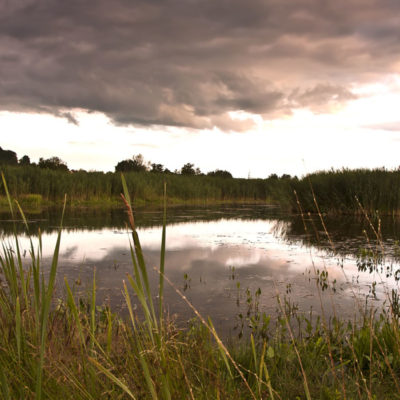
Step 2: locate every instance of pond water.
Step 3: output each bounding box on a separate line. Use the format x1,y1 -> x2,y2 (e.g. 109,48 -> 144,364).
1,205 -> 399,336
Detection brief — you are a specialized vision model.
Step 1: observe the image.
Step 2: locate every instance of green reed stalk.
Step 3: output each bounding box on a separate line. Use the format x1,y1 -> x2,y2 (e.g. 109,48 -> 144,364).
121,174 -> 173,398
159,182 -> 167,324
94,174 -> 170,398
35,195 -> 66,399
15,296 -> 21,362
90,268 -> 96,352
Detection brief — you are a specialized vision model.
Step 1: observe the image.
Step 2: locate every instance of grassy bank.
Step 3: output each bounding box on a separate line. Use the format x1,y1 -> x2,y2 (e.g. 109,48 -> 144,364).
1,176 -> 400,399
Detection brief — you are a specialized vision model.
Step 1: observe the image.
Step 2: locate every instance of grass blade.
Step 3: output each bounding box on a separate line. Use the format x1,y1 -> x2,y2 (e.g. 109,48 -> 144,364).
90,268 -> 96,352
0,363 -> 10,400
121,174 -> 158,331
35,194 -> 66,399
159,182 -> 167,322
64,278 -> 86,350
89,357 -> 137,400
208,317 -> 233,378
15,296 -> 21,362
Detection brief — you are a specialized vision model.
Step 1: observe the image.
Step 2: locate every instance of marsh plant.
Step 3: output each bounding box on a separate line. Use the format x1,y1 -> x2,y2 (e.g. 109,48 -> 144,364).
0,165 -> 270,207
1,173 -> 400,399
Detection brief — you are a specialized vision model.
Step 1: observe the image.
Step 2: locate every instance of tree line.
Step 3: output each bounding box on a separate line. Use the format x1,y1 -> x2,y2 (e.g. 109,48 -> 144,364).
0,146 -> 69,171
0,146 -> 234,178
0,145 -> 276,204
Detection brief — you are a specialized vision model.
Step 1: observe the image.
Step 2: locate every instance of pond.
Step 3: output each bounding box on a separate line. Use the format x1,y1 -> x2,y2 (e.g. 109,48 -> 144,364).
1,204 -> 399,336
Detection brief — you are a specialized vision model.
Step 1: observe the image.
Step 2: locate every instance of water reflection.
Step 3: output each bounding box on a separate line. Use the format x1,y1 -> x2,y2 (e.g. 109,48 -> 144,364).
2,205 -> 400,335
0,204 -> 283,235
282,213 -> 400,258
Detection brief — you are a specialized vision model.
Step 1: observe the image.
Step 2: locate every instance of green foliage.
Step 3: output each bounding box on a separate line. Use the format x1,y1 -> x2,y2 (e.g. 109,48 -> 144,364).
38,156 -> 69,171
150,163 -> 164,173
19,155 -> 31,166
0,146 -> 18,166
180,162 -> 197,175
207,169 -> 233,178
0,165 -> 271,205
5,143 -> 400,215
115,154 -> 147,173
19,194 -> 43,208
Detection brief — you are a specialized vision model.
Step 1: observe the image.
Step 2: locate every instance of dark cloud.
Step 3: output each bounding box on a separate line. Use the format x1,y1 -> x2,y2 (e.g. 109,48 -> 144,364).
0,0 -> 398,130
59,111 -> 79,125
289,83 -> 358,113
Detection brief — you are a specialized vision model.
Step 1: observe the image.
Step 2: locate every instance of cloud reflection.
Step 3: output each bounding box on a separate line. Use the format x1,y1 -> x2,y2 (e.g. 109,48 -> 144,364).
15,216 -> 395,335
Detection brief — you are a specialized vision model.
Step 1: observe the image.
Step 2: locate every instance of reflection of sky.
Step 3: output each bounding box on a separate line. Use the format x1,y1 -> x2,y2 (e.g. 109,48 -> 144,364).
11,219 -> 292,259
4,218 -> 400,333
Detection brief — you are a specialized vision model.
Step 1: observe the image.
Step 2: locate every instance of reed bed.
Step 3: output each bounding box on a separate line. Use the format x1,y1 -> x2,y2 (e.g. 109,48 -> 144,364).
1,173 -> 400,399
290,168 -> 400,215
4,165 -> 400,215
0,166 -> 269,206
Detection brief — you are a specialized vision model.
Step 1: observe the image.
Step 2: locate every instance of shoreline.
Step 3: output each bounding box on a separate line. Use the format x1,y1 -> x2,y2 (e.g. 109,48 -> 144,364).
0,196 -> 274,213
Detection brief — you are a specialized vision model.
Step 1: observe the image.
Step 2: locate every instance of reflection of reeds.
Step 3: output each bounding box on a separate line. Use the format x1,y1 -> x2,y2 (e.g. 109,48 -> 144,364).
1,174 -> 400,398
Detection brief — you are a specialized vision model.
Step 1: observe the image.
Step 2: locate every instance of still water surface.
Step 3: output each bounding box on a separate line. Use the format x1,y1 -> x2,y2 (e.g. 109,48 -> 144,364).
1,205 -> 399,335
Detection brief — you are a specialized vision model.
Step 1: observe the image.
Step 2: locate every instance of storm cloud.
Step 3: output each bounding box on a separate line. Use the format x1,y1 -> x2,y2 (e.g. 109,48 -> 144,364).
0,0 -> 399,130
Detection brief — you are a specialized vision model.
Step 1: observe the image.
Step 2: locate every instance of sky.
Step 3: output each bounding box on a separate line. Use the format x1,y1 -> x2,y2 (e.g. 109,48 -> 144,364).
1,0 -> 400,178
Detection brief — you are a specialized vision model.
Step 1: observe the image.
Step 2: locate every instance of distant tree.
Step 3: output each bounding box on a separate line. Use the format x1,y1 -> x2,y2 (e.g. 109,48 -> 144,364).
207,169 -> 233,179
281,174 -> 291,179
114,160 -> 135,172
19,155 -> 31,166
0,146 -> 18,165
180,163 -> 196,175
150,163 -> 164,173
267,173 -> 278,180
38,156 -> 69,171
164,168 -> 172,174
133,154 -> 147,170
115,154 -> 147,173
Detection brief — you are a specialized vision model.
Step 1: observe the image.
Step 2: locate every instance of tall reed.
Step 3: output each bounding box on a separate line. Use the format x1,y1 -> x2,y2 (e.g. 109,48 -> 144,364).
0,165 -> 270,206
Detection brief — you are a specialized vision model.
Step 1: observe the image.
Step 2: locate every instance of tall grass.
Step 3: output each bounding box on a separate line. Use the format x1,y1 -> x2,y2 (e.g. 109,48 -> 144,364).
290,168 -> 400,215
0,165 -> 270,206
4,165 -> 400,215
1,174 -> 400,398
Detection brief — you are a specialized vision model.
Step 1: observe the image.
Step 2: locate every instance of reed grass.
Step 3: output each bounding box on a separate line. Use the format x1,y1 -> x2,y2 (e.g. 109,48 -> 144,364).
4,165 -> 400,215
0,173 -> 400,398
290,168 -> 400,215
0,165 -> 270,207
